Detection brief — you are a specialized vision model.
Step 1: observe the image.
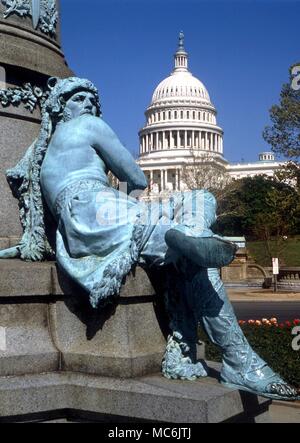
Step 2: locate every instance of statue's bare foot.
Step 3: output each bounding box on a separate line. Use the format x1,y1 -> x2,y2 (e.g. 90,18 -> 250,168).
165,229 -> 237,269
162,332 -> 208,381
221,363 -> 300,401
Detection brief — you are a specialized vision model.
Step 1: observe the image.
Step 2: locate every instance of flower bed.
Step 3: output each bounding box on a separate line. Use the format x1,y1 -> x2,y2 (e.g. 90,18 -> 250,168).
198,318 -> 300,389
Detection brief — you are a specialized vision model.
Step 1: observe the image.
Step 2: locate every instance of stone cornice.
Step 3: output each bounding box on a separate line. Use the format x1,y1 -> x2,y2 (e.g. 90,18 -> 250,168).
139,123 -> 224,135
138,151 -> 227,165
146,101 -> 216,112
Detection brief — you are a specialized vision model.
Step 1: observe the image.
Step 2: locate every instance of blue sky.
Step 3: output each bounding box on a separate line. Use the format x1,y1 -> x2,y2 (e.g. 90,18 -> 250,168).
60,0 -> 300,162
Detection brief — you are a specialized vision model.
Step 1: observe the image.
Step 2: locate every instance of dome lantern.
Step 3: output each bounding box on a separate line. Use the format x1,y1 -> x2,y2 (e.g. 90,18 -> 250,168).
174,31 -> 188,72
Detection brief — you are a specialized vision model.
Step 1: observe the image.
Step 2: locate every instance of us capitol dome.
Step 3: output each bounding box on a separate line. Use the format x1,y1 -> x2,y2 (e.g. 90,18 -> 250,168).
137,33 -> 280,193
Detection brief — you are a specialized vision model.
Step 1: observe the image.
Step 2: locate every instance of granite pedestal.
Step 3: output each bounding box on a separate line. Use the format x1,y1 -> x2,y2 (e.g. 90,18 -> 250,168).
0,260 -> 271,422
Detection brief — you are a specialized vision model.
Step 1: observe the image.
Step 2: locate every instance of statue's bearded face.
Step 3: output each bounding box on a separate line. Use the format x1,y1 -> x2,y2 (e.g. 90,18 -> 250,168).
63,91 -> 98,121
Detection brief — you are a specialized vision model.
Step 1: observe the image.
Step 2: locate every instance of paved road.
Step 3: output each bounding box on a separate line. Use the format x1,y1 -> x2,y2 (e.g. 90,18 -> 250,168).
232,301 -> 300,322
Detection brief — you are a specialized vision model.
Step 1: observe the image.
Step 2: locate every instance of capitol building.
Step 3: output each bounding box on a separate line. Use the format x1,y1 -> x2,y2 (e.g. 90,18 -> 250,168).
137,34 -> 281,193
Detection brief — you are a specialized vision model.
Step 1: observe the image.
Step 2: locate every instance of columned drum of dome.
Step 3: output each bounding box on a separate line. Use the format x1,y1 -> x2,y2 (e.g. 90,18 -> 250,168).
138,33 -> 226,194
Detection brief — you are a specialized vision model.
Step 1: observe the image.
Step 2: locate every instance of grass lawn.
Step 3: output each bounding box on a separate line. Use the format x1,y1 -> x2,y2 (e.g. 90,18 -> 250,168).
247,236 -> 300,267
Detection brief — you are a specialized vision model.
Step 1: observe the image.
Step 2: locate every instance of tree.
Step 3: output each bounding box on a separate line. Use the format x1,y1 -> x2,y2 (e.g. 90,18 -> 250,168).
251,185 -> 299,264
180,152 -> 235,212
263,64 -> 300,159
215,175 -> 300,265
215,175 -> 274,237
275,161 -> 300,193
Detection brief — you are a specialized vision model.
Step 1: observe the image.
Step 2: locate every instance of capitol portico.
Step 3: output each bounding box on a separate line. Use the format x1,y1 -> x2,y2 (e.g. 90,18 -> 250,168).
137,33 -> 282,193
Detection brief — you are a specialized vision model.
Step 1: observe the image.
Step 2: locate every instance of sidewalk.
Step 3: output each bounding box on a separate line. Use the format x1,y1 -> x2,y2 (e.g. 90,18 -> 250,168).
228,288 -> 300,302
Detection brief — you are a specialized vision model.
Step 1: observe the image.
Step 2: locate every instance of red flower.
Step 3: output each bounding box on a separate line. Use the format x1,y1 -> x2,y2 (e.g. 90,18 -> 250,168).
279,323 -> 285,329
293,319 -> 300,326
285,321 -> 292,328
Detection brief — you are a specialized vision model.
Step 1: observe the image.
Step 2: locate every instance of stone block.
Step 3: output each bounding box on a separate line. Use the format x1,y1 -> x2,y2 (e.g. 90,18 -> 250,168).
0,303 -> 59,376
222,264 -> 246,282
270,400 -> 300,423
0,259 -> 52,296
0,261 -> 167,378
8,237 -> 21,248
51,264 -> 73,296
51,268 -> 167,377
120,267 -> 155,297
0,371 -> 271,423
0,238 -> 9,250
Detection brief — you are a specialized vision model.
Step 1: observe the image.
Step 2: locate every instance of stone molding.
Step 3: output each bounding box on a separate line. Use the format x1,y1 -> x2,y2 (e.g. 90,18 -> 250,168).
0,22 -> 63,53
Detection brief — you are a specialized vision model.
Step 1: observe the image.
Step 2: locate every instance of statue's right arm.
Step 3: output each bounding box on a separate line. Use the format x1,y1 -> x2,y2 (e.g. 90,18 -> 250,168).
92,118 -> 148,191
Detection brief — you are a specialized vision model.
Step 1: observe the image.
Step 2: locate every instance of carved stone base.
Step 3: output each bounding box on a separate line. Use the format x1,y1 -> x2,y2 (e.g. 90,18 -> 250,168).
0,261 -> 166,378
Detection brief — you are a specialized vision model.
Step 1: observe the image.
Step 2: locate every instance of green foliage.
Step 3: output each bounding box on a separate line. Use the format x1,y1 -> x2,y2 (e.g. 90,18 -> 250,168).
213,214 -> 243,237
247,236 -> 300,266
263,65 -> 300,160
198,324 -> 300,389
220,176 -> 297,235
275,161 -> 300,195
215,175 -> 300,264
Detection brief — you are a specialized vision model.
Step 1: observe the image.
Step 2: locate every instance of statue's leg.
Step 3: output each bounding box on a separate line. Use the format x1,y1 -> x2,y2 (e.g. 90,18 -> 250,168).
161,265 -> 208,381
195,267 -> 300,401
0,246 -> 20,259
165,229 -> 237,269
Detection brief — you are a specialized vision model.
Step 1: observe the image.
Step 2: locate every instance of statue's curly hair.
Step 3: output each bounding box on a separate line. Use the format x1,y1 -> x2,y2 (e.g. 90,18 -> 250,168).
6,77 -> 102,261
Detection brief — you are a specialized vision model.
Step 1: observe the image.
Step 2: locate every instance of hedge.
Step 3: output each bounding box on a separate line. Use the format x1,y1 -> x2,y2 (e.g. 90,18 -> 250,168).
198,319 -> 300,389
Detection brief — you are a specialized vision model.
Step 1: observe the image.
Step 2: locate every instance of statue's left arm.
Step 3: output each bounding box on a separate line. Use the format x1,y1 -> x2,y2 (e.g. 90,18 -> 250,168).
92,118 -> 148,192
